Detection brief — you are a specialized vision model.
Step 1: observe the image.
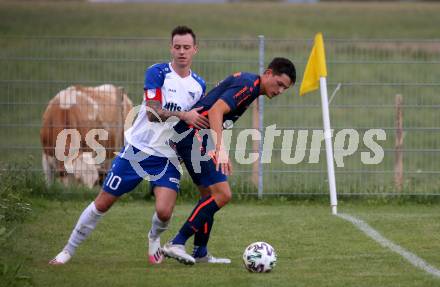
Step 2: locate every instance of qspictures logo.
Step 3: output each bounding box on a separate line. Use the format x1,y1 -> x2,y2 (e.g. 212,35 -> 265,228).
54,104 -> 386,179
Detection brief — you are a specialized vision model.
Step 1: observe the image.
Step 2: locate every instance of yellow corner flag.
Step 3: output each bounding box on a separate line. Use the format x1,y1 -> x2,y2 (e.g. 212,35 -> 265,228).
299,33 -> 328,96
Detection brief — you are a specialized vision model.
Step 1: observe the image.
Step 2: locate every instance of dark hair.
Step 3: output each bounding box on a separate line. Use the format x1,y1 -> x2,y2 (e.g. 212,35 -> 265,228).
171,26 -> 196,44
268,57 -> 296,86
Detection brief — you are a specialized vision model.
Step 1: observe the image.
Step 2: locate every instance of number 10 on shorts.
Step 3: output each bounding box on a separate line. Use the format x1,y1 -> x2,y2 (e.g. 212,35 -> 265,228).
105,172 -> 122,190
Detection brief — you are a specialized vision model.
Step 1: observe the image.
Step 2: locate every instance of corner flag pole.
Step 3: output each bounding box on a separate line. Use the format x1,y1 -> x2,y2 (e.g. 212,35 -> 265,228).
299,33 -> 338,215
319,77 -> 338,215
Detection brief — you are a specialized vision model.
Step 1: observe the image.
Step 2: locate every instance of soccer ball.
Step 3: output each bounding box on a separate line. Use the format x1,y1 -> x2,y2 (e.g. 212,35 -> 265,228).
242,241 -> 277,273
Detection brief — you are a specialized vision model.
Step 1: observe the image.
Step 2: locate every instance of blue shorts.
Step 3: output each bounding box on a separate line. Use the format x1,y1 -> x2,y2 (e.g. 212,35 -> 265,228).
173,121 -> 227,188
102,145 -> 181,197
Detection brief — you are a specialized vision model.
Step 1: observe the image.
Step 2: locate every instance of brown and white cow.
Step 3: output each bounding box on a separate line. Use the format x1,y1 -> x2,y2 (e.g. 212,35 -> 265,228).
40,84 -> 133,188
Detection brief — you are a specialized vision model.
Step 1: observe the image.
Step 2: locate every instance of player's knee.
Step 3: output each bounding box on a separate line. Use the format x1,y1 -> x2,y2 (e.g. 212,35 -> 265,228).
94,190 -> 118,213
214,188 -> 232,208
94,200 -> 111,213
222,189 -> 232,204
156,207 -> 173,222
210,182 -> 232,207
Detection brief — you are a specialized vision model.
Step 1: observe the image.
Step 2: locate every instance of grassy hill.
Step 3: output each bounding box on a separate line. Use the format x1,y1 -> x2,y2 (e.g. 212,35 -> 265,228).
0,2 -> 439,38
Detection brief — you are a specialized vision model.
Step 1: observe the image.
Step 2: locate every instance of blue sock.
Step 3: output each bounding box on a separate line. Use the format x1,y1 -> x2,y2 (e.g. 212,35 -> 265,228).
194,216 -> 213,252
172,196 -> 219,246
193,245 -> 208,258
172,232 -> 189,245
172,197 -> 205,245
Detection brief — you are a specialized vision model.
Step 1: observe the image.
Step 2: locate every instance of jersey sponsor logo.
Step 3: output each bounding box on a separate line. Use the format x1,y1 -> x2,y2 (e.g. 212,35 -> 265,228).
168,88 -> 177,93
163,102 -> 182,112
169,177 -> 180,184
188,91 -> 196,99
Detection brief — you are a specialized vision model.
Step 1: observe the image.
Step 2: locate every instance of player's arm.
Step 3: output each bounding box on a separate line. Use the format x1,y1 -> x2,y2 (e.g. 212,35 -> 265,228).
207,99 -> 232,176
146,100 -> 209,129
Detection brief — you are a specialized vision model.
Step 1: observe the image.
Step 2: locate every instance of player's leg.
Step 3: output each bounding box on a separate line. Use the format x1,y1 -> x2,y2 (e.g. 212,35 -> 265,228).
192,186 -> 210,257
193,185 -> 211,254
145,155 -> 182,264
49,190 -> 118,265
173,181 -> 231,242
162,128 -> 201,264
164,131 -> 231,264
164,181 -> 231,265
148,186 -> 177,264
192,186 -> 231,264
150,186 -> 176,236
49,150 -> 143,265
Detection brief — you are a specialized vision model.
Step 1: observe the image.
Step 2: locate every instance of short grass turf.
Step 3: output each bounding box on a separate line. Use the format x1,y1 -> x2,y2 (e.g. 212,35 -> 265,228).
2,199 -> 440,287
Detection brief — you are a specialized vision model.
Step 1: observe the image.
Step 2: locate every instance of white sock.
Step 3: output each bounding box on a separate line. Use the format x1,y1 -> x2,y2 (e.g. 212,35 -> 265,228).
148,212 -> 170,240
63,202 -> 104,255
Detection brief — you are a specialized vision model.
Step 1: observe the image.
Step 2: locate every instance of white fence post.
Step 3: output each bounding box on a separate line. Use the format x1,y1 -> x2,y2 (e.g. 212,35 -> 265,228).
258,35 -> 265,199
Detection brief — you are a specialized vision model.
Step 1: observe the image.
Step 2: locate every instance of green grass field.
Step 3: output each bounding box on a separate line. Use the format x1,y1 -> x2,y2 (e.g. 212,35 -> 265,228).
2,198 -> 440,287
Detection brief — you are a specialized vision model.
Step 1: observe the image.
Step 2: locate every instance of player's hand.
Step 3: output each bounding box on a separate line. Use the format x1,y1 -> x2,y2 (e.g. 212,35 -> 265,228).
215,148 -> 232,176
182,107 -> 210,129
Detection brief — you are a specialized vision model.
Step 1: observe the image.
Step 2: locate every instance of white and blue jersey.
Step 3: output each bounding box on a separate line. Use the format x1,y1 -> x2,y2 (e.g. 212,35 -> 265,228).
103,63 -> 206,195
125,62 -> 206,157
